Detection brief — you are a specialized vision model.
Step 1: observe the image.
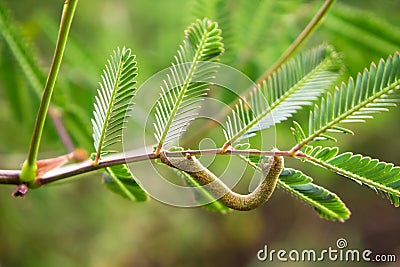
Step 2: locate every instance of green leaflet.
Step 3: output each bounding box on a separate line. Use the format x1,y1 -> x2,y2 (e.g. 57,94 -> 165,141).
153,18 -> 224,152
0,2 -> 45,97
223,45 -> 342,145
190,0 -> 233,63
233,0 -> 280,67
0,47 -> 35,125
305,146 -> 400,207
0,2 -> 69,107
0,3 -> 46,130
0,2 -> 93,149
91,47 -> 137,162
242,153 -> 350,221
176,170 -> 231,214
324,3 -> 400,56
103,164 -> 148,202
91,48 -> 148,201
278,168 -> 351,222
293,52 -> 400,148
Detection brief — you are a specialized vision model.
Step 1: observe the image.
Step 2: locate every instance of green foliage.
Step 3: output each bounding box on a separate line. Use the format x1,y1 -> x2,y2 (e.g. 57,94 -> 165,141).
324,3 -> 400,57
153,18 -> 224,152
91,47 -> 148,201
292,52 -> 400,148
1,0 -> 400,223
0,48 -> 35,124
103,164 -> 148,202
0,2 -> 45,96
190,0 -> 233,61
176,170 -> 231,213
1,1 -> 400,267
278,168 -> 350,222
191,0 -> 229,32
0,3 -> 45,131
304,146 -> 400,207
0,2 -> 93,150
91,47 -> 137,162
223,44 -> 342,144
241,153 -> 350,221
91,10 -> 399,219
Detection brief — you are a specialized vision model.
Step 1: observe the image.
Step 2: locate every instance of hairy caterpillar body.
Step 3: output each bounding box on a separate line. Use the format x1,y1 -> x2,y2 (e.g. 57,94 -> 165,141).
160,151 -> 284,211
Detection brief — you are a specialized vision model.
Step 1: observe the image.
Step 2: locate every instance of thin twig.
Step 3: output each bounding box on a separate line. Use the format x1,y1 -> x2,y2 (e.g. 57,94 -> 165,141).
49,108 -> 75,153
0,148 -> 306,186
255,0 -> 336,84
0,171 -> 20,184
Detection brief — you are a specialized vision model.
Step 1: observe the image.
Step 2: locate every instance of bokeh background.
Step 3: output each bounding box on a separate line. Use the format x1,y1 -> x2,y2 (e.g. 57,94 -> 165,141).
0,0 -> 399,266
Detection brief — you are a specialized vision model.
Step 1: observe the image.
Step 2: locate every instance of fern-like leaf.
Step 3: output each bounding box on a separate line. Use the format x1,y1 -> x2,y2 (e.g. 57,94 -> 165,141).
103,164 -> 148,202
241,154 -> 350,221
191,0 -> 233,63
91,47 -> 137,163
0,2 -> 94,149
305,146 -> 400,207
232,0 -> 279,67
223,45 -> 342,145
0,3 -> 45,96
278,168 -> 351,222
153,18 -> 224,153
91,48 -> 147,201
293,52 -> 400,148
325,3 -> 400,56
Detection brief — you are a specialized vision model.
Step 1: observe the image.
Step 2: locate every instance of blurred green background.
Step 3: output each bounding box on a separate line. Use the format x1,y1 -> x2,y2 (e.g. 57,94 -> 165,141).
0,0 -> 399,266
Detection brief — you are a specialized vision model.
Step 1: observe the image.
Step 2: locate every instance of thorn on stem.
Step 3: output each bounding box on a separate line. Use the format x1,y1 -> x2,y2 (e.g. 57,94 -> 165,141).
36,148 -> 88,178
221,142 -> 231,153
69,148 -> 88,162
12,184 -> 28,198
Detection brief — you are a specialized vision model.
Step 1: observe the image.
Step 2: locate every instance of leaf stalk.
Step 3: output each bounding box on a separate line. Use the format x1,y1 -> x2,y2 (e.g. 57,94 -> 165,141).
20,0 -> 79,182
